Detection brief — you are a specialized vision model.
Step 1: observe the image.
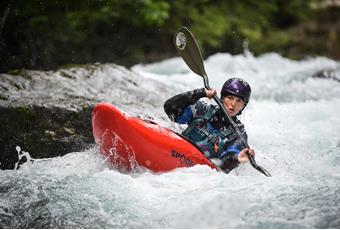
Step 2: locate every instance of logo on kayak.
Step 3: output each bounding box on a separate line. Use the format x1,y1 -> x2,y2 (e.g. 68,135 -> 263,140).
171,150 -> 194,167
175,32 -> 186,50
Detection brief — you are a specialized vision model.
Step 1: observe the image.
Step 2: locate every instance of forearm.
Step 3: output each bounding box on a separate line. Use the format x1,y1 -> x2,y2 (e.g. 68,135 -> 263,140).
164,88 -> 206,121
219,154 -> 240,173
219,136 -> 247,173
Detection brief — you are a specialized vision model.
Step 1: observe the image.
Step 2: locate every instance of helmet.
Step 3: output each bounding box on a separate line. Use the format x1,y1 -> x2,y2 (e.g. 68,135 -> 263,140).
220,78 -> 251,104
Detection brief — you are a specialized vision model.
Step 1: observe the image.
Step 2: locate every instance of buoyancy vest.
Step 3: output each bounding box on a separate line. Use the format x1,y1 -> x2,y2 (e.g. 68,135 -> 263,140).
182,105 -> 240,158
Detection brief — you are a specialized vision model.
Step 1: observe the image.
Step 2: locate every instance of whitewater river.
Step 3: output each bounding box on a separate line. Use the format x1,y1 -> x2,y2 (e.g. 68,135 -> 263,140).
1,52 -> 340,228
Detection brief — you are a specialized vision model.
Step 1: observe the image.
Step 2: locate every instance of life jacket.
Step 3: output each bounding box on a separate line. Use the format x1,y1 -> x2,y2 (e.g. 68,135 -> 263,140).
182,105 -> 240,158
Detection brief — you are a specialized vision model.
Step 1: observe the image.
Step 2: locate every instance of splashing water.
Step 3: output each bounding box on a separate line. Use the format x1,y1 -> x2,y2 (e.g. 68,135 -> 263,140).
13,146 -> 35,170
1,53 -> 340,228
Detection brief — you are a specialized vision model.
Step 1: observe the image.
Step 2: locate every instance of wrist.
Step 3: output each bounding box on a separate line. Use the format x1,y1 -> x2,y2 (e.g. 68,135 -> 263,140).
195,88 -> 207,98
236,154 -> 242,163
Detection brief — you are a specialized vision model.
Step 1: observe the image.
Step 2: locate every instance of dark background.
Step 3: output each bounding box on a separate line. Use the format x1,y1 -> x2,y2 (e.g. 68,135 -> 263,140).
1,0 -> 339,73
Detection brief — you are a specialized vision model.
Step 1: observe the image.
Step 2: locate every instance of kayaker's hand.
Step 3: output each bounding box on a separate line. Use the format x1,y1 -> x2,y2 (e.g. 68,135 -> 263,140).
205,88 -> 216,99
238,148 -> 255,163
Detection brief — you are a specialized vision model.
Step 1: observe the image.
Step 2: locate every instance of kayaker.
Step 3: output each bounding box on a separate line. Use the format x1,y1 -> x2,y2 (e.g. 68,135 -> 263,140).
164,77 -> 255,173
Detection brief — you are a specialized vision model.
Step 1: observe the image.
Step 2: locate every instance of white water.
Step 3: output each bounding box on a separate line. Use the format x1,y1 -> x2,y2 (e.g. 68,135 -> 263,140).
1,52 -> 340,228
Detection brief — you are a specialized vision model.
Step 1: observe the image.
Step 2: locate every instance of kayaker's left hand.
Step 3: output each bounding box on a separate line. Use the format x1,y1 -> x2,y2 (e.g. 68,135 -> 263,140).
205,88 -> 216,99
238,148 -> 255,163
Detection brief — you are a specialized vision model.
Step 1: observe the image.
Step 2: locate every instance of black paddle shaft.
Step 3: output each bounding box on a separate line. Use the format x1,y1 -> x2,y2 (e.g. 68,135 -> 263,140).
174,26 -> 271,177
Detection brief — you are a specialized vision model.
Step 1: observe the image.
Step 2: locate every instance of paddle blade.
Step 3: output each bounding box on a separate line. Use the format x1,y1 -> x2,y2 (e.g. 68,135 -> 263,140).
174,27 -> 207,78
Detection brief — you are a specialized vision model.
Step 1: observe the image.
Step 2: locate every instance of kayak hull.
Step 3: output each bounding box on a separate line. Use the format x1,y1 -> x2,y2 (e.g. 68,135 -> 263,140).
92,103 -> 218,172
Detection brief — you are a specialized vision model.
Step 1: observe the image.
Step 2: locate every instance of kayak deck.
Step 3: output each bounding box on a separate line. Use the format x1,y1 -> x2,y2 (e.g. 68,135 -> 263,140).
92,103 -> 218,172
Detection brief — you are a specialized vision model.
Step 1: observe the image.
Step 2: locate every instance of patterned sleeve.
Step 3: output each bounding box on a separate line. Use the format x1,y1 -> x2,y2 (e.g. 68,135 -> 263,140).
163,88 -> 207,123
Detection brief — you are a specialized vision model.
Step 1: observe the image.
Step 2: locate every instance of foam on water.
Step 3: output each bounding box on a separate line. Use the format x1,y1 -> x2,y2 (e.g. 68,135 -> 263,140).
1,52 -> 340,228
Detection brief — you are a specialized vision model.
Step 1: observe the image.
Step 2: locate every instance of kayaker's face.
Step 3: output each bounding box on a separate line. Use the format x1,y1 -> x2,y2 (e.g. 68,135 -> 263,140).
222,95 -> 245,117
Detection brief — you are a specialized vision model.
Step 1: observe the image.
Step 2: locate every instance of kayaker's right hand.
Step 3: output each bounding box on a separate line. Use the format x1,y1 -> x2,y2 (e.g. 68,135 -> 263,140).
238,148 -> 255,163
205,88 -> 216,99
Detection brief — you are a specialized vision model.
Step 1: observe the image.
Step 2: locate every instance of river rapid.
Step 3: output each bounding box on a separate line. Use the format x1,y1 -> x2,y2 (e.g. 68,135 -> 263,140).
1,52 -> 340,228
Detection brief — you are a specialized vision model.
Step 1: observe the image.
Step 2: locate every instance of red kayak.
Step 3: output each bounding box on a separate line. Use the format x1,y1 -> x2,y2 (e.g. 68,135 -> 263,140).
92,103 -> 218,172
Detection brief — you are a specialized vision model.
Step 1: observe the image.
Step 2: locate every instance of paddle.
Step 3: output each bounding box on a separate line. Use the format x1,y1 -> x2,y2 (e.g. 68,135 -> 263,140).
174,26 -> 271,177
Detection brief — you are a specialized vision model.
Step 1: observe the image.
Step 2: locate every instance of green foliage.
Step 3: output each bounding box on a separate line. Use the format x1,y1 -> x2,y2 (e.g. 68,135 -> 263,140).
16,106 -> 36,121
0,0 -> 338,72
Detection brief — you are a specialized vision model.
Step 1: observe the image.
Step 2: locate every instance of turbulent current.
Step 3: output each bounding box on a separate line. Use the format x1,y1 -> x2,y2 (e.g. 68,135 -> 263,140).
1,52 -> 340,228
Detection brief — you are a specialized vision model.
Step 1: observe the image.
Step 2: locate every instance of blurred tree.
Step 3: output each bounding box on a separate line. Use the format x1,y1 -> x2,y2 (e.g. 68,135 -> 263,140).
0,0 -> 338,73
0,0 -> 171,71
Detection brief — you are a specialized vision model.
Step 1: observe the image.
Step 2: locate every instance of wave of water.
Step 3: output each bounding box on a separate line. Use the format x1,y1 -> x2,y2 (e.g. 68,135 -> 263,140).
1,52 -> 340,228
